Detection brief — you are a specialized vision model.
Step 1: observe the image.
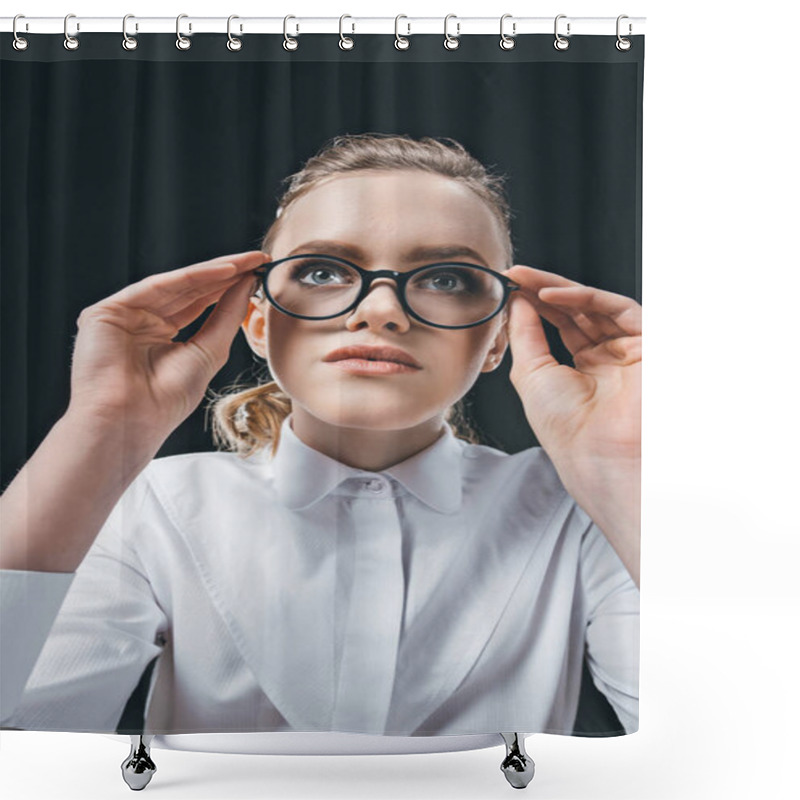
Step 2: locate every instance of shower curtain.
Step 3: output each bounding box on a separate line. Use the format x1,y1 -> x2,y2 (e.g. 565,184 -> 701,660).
0,18 -> 644,767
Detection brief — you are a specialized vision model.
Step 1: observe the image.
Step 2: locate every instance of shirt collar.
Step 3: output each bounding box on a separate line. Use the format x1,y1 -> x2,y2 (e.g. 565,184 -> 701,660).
267,413 -> 464,514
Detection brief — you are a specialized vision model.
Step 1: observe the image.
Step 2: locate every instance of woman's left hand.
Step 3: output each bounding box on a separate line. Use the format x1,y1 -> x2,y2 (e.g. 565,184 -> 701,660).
504,264 -> 642,586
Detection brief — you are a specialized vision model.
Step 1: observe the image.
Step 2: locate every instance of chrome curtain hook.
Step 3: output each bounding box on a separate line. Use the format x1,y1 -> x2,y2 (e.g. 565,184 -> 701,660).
500,14 -> 516,50
283,15 -> 299,50
64,13 -> 79,51
444,14 -> 460,50
616,14 -> 632,51
122,14 -> 138,51
176,13 -> 191,50
554,14 -> 570,51
339,15 -> 355,50
12,14 -> 29,51
227,15 -> 242,51
394,15 -> 410,50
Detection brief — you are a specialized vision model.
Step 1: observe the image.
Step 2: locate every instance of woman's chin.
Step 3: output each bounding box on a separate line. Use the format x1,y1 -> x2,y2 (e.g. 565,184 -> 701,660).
302,399 -> 434,432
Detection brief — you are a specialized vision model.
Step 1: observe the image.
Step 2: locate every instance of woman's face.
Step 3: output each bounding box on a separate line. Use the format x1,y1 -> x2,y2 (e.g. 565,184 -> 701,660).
242,169 -> 510,431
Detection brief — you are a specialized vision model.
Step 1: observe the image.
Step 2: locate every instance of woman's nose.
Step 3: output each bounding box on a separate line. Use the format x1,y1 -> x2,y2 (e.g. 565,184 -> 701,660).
345,278 -> 411,331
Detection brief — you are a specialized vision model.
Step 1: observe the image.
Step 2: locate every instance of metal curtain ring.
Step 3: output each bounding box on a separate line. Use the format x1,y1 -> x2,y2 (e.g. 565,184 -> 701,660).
395,15 -> 410,50
283,15 -> 299,50
227,15 -> 242,51
339,15 -> 354,50
553,14 -> 570,51
500,14 -> 516,50
64,13 -> 79,50
176,14 -> 191,50
122,14 -> 138,51
616,14 -> 632,51
12,14 -> 28,51
444,14 -> 460,50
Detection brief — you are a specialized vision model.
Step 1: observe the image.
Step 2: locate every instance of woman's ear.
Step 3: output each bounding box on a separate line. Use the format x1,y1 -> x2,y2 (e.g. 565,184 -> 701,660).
480,318 -> 510,373
241,298 -> 268,358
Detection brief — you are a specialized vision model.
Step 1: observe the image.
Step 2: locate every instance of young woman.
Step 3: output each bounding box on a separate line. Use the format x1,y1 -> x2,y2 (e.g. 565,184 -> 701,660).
0,134 -> 640,740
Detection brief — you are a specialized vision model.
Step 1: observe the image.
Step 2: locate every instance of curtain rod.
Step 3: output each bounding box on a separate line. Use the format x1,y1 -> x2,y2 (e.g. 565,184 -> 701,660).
1,16 -> 646,36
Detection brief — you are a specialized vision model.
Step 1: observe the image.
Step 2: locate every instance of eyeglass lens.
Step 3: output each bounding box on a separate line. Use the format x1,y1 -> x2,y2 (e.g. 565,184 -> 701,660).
265,256 -> 505,327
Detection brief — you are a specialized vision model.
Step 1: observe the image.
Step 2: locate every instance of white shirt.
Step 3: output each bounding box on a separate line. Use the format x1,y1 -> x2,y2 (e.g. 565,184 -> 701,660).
0,413 -> 639,737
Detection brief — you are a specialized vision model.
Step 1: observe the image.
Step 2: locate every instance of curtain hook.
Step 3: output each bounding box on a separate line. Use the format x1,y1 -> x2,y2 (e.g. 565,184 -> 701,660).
394,15 -> 410,50
122,14 -> 138,51
283,15 -> 299,50
616,15 -> 632,51
64,13 -> 79,51
554,14 -> 570,51
444,14 -> 460,50
12,14 -> 29,51
176,13 -> 191,50
500,14 -> 516,50
339,15 -> 355,50
227,15 -> 242,51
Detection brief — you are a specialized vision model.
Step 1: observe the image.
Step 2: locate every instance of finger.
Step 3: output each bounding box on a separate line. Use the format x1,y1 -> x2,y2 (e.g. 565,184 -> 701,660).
108,251 -> 268,313
506,292 -> 561,378
511,288 -> 596,354
574,335 -> 642,369
538,286 -> 642,336
504,264 -> 582,292
186,272 -> 257,370
163,279 -> 250,332
544,305 -> 623,345
156,273 -> 244,320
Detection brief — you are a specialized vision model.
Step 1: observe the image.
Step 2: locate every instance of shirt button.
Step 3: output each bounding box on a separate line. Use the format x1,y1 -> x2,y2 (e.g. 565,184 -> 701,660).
364,478 -> 385,493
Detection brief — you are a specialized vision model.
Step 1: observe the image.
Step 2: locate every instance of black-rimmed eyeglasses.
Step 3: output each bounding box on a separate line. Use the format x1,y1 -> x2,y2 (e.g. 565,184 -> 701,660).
252,254 -> 520,330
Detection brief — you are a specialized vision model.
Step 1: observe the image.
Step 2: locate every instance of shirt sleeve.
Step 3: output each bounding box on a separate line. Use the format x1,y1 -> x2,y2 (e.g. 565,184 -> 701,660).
579,521 -> 640,734
0,569 -> 76,721
0,471 -> 168,732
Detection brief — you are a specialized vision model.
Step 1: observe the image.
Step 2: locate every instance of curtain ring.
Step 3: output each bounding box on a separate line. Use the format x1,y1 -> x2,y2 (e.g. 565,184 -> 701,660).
553,14 -> 570,51
500,14 -> 516,50
283,15 -> 299,50
227,15 -> 242,51
64,13 -> 79,51
444,14 -> 460,50
12,14 -> 28,51
616,15 -> 632,51
122,15 -> 138,51
394,15 -> 410,50
339,15 -> 355,50
176,14 -> 191,50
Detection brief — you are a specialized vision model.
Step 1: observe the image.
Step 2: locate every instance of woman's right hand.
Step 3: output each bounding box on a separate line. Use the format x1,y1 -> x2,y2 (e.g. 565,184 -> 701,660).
68,251 -> 270,443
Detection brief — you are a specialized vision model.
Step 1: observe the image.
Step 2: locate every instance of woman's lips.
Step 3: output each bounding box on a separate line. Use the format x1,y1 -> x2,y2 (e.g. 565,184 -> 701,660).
327,358 -> 420,375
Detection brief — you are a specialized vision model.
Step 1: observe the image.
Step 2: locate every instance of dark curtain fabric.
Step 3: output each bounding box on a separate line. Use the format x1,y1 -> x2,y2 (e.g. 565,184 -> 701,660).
1,32 -> 643,735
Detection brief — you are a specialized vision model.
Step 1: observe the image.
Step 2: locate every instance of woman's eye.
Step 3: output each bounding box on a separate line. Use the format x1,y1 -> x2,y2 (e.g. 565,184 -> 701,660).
417,270 -> 473,293
292,263 -> 353,286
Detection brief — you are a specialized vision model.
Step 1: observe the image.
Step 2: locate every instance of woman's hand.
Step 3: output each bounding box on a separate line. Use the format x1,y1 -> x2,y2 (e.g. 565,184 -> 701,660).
504,264 -> 641,586
68,251 -> 270,444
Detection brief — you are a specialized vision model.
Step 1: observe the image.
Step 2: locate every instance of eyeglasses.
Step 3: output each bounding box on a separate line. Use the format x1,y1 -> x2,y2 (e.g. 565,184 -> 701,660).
252,254 -> 520,330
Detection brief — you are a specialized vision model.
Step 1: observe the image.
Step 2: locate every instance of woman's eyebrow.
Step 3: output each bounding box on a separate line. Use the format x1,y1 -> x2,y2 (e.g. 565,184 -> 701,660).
287,240 -> 491,266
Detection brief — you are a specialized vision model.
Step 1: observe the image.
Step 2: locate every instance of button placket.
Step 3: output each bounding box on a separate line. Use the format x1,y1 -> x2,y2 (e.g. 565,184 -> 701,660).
332,496 -> 404,732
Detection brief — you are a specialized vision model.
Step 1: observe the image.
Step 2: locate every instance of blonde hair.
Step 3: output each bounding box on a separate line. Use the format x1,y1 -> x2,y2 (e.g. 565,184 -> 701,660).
208,133 -> 515,459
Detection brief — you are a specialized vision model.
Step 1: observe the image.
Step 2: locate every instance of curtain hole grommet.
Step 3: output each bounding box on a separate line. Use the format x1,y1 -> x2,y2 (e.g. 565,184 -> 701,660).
444,14 -> 460,50
122,14 -> 138,50
616,15 -> 632,51
394,15 -> 410,50
227,15 -> 243,51
554,14 -> 570,51
500,14 -> 516,50
64,13 -> 80,50
283,16 -> 299,50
